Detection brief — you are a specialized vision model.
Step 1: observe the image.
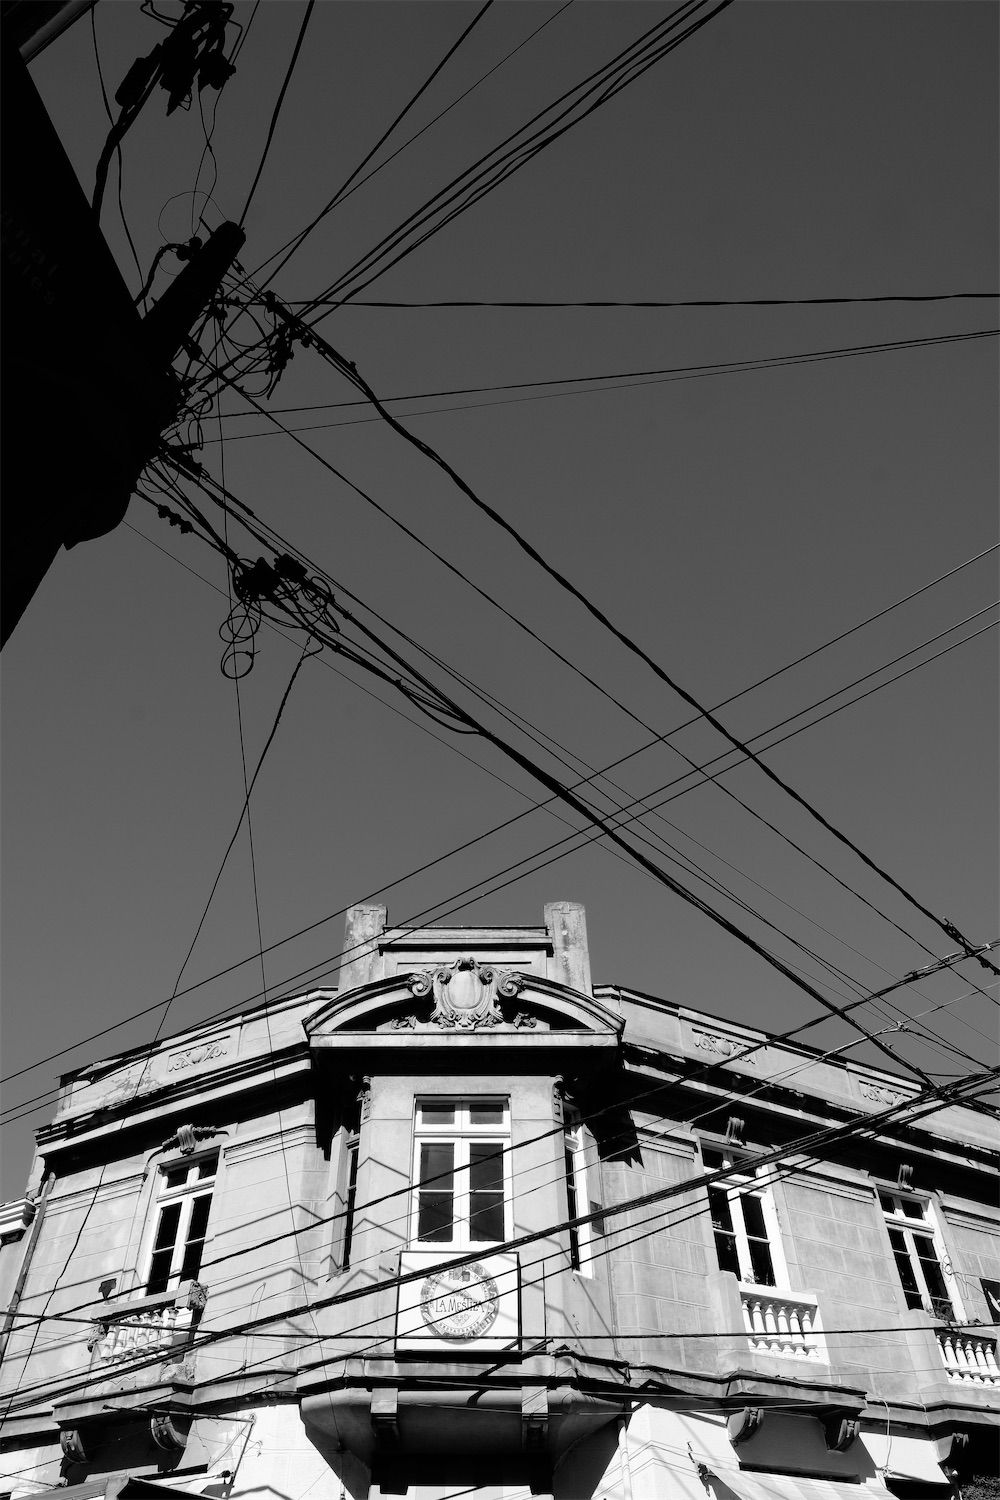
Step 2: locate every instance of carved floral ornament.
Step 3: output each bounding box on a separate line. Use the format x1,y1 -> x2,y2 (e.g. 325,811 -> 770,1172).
400,957 -> 526,1030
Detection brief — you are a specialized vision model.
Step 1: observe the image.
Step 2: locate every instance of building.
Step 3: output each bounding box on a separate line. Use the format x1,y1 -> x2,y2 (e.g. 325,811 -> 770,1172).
1,902 -> 998,1499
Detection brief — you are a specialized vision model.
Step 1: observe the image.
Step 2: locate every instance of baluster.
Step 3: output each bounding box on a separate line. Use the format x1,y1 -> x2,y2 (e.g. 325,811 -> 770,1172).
983,1341 -> 999,1381
763,1299 -> 778,1346
776,1301 -> 791,1354
972,1340 -> 990,1380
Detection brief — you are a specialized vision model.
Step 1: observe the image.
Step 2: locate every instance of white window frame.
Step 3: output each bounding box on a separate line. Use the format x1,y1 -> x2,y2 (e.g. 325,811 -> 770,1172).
564,1107 -> 596,1276
879,1188 -> 963,1321
410,1097 -> 510,1251
145,1151 -> 217,1294
702,1144 -> 789,1289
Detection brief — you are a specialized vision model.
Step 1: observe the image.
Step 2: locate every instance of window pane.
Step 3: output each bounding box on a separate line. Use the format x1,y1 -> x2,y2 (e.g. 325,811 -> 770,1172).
702,1148 -> 724,1172
152,1201 -> 182,1251
746,1234 -> 776,1286
469,1144 -> 503,1193
163,1166 -> 188,1191
470,1101 -> 505,1125
565,1146 -> 580,1269
740,1193 -> 767,1241
418,1142 -> 454,1242
709,1185 -> 734,1234
878,1191 -> 896,1215
708,1186 -> 740,1275
888,1227 -> 923,1309
342,1142 -> 359,1270
419,1101 -> 455,1125
179,1194 -> 212,1281
147,1202 -> 182,1293
197,1155 -> 218,1180
915,1236 -> 952,1315
469,1143 -> 504,1242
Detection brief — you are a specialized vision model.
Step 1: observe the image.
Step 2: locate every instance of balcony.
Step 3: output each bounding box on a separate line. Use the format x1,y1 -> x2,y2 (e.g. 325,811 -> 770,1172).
88,1280 -> 207,1367
739,1285 -> 825,1361
937,1327 -> 999,1386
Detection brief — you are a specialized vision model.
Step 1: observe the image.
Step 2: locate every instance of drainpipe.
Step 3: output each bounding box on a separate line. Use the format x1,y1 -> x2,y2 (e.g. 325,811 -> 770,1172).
0,1169 -> 54,1361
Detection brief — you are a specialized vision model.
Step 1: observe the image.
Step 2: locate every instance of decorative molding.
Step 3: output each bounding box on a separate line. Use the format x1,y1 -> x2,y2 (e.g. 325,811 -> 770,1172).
150,1411 -> 189,1452
165,1036 -> 231,1073
725,1115 -> 745,1146
727,1407 -> 763,1446
858,1080 -> 904,1108
408,957 -> 524,1030
896,1162 -> 914,1191
513,1011 -> 537,1029
824,1416 -> 860,1451
358,1076 -> 372,1122
59,1429 -> 87,1462
390,1013 -> 417,1030
160,1122 -> 223,1156
692,1029 -> 756,1064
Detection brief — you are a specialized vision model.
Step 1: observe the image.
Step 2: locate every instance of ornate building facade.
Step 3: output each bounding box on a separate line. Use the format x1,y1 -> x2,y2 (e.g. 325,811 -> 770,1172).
1,902 -> 998,1499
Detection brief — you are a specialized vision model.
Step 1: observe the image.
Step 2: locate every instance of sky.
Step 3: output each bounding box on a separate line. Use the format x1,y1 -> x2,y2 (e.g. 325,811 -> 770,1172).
1,0 -> 997,1195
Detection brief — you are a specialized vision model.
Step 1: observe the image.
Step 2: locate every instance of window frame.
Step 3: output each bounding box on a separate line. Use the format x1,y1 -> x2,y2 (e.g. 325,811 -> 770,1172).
879,1187 -> 963,1321
701,1143 -> 789,1289
564,1106 -> 595,1275
144,1150 -> 218,1295
410,1096 -> 511,1251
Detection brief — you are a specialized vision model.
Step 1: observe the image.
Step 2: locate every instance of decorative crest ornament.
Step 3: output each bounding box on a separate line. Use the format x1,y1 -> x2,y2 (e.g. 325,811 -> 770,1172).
408,957 -> 524,1030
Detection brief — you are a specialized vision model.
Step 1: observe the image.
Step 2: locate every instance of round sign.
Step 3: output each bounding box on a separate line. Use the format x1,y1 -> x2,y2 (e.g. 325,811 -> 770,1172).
419,1261 -> 500,1341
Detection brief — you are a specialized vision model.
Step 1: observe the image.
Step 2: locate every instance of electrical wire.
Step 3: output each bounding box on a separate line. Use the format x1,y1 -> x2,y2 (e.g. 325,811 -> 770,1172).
280,309 -> 999,989
182,358 -> 993,999
90,4 -> 144,290
300,292 -> 1000,308
3,562 -> 993,1116
197,327 -> 1000,441
297,0 -> 736,321
246,0 -> 497,292
237,0 -> 316,228
5,1066 -> 994,1414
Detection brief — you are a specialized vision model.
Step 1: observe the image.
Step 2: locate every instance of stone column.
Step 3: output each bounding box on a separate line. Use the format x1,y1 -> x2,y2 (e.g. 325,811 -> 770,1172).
545,901 -> 593,995
338,904 -> 387,992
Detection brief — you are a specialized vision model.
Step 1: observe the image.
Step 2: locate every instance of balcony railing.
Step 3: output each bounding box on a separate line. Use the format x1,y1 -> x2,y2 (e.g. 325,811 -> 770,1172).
88,1280 -> 207,1366
937,1328 -> 1000,1385
740,1285 -> 824,1360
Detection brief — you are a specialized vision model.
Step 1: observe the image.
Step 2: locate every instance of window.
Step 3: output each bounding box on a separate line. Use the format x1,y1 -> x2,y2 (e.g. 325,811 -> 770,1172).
703,1146 -> 778,1287
146,1153 -> 217,1294
564,1108 -> 594,1274
341,1137 -> 359,1270
880,1190 -> 956,1319
412,1098 -> 509,1249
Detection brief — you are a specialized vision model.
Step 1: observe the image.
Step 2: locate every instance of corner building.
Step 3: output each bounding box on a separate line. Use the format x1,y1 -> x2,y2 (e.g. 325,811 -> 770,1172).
2,903 -> 998,1499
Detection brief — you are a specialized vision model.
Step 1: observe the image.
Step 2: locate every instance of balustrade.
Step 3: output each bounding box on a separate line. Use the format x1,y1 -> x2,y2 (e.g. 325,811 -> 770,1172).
740,1285 -> 823,1360
937,1329 -> 999,1385
88,1280 -> 207,1367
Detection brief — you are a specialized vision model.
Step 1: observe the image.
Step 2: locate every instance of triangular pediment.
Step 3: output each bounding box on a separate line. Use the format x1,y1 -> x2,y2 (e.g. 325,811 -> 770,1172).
304,958 -> 623,1044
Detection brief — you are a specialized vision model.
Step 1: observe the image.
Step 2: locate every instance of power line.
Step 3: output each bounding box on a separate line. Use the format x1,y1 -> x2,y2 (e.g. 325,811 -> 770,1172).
6,1067 -> 994,1414
297,0 -> 736,320
199,326 -> 1000,441
3,602 -> 992,1127
247,0 -> 497,292
274,304 -> 999,988
142,470 -> 975,1084
237,0 -> 316,227
297,292 -> 1000,308
184,360 -> 991,997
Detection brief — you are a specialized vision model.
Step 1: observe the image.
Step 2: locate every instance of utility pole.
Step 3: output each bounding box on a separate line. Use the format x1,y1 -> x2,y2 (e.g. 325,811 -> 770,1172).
1,20 -> 244,646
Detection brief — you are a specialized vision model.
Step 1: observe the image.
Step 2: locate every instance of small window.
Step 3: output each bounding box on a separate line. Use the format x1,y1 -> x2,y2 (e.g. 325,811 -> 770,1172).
703,1146 -> 778,1287
412,1098 -> 509,1249
146,1153 -> 217,1295
880,1190 -> 957,1319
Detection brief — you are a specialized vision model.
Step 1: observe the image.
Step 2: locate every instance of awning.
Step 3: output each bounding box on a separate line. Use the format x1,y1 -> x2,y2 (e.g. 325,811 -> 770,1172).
863,1434 -> 950,1486
708,1472 -> 898,1500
